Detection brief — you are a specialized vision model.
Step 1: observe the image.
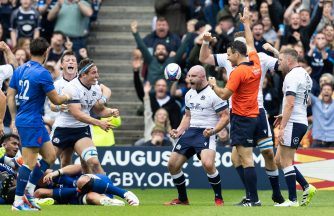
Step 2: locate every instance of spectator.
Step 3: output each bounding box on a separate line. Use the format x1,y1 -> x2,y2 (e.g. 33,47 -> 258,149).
37,0 -> 58,42
16,37 -> 30,54
249,7 -> 259,26
281,1 -> 324,51
214,15 -> 236,53
306,32 -> 334,84
316,0 -> 333,32
13,48 -> 29,66
133,56 -> 182,129
46,31 -> 67,62
47,0 -> 93,56
309,83 -> 334,148
135,81 -> 172,146
154,0 -> 190,36
131,20 -> 191,86
252,22 -> 269,53
202,0 -> 220,28
262,16 -> 277,45
259,1 -> 269,19
143,17 -> 181,55
0,0 -> 15,42
216,0 -> 242,30
142,125 -> 173,147
9,0 -> 40,48
318,73 -> 334,99
323,24 -> 334,49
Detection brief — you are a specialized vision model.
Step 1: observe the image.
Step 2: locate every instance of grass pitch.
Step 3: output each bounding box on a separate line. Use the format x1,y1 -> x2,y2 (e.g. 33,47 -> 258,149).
0,189 -> 333,216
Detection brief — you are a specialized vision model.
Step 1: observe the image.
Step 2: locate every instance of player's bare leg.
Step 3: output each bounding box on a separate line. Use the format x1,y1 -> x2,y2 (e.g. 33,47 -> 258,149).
200,149 -> 224,206
165,152 -> 188,205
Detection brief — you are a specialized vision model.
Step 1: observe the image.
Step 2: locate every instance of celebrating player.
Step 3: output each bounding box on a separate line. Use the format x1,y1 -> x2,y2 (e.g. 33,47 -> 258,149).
51,58 -> 118,174
7,37 -> 71,211
165,65 -> 229,206
274,48 -> 316,207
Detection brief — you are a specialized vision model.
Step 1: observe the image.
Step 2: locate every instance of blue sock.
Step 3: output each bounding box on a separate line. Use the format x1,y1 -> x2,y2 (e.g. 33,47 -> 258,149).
53,188 -> 78,202
0,197 -> 6,204
266,169 -> 282,197
236,165 -> 249,199
15,165 -> 32,196
294,166 -> 309,190
172,171 -> 188,202
92,179 -> 127,198
26,159 -> 50,195
29,159 -> 50,185
283,166 -> 297,201
244,167 -> 259,202
207,170 -> 222,199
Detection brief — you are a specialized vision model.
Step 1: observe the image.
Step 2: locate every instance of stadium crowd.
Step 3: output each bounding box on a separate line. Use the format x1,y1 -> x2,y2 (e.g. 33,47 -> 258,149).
0,0 -> 332,210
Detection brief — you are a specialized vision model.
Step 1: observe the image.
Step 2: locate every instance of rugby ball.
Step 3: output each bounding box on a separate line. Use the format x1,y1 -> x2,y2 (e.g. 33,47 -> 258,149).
164,63 -> 181,81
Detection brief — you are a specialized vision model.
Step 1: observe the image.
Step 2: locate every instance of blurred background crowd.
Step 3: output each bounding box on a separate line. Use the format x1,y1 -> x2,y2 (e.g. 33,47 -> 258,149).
1,0 -> 334,149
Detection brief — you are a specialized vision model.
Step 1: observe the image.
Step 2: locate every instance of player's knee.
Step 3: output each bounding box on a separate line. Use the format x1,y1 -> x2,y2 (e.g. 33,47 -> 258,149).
77,175 -> 92,190
261,149 -> 275,161
167,161 -> 179,174
201,159 -> 215,171
87,158 -> 102,173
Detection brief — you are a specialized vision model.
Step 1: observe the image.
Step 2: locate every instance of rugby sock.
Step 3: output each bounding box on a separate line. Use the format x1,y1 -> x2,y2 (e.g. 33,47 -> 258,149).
15,165 -> 32,200
235,166 -> 249,199
266,169 -> 282,197
53,188 -> 78,201
294,166 -> 309,191
92,179 -> 127,198
172,171 -> 188,202
207,170 -> 223,199
243,167 -> 259,202
26,159 -> 50,196
283,166 -> 297,201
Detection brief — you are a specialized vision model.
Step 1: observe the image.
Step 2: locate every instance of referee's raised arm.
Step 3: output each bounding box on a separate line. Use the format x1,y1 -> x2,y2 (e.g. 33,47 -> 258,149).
240,7 -> 255,54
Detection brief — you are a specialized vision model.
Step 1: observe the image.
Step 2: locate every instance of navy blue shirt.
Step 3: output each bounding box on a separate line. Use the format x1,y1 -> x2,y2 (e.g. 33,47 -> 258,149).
9,61 -> 55,127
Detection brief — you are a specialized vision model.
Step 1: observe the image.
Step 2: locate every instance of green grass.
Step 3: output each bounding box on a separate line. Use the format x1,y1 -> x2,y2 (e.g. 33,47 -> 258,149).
0,189 -> 333,216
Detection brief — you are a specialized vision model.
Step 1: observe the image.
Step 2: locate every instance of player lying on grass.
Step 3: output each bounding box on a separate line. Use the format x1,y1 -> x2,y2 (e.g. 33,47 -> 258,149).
34,164 -> 139,206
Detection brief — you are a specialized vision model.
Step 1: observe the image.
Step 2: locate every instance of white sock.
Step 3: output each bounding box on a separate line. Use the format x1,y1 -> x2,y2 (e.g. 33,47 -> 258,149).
14,195 -> 23,202
25,182 -> 36,196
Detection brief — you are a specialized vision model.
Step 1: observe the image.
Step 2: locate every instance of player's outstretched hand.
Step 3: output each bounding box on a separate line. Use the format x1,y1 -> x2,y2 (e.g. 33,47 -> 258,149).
170,129 -> 181,139
203,128 -> 215,138
273,114 -> 282,128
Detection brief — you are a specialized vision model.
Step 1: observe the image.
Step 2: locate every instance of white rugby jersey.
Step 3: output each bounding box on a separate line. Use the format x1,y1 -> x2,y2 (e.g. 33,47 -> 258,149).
53,78 -> 102,128
0,64 -> 14,89
185,85 -> 228,128
214,52 -> 277,108
282,67 -> 312,125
